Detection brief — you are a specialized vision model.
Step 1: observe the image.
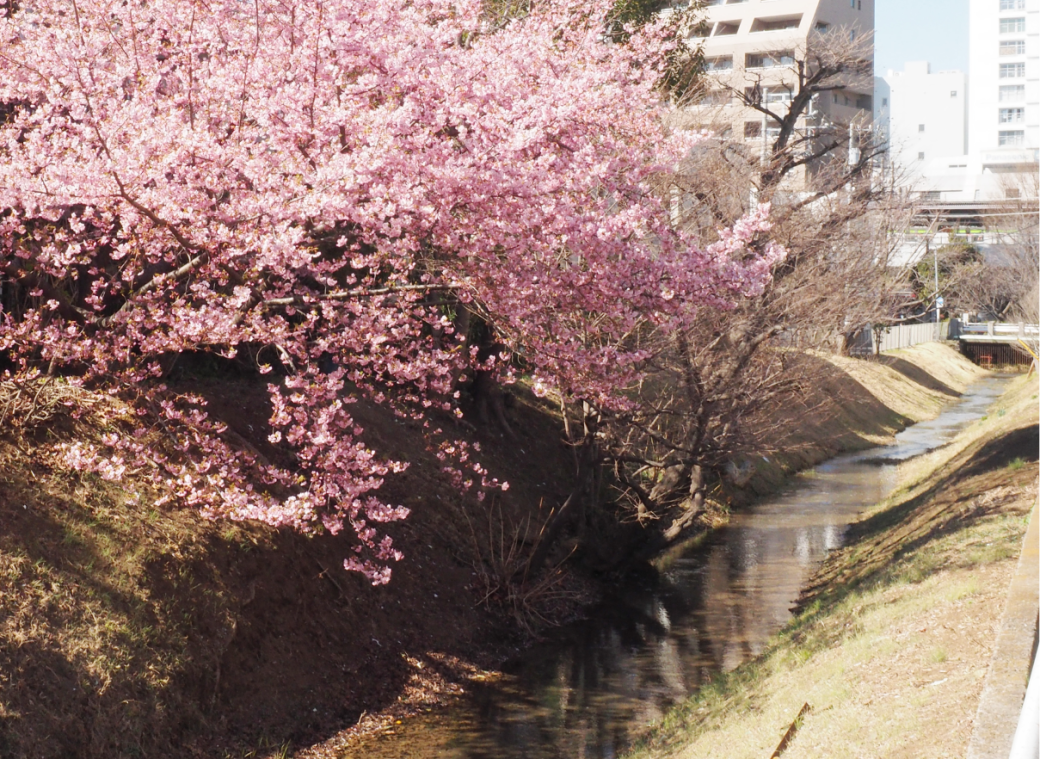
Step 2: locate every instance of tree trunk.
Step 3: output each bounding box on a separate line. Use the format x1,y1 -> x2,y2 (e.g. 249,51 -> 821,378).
525,438 -> 597,577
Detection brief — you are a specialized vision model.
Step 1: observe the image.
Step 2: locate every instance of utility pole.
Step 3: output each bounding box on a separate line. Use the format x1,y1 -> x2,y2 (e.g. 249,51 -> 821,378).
933,229 -> 940,325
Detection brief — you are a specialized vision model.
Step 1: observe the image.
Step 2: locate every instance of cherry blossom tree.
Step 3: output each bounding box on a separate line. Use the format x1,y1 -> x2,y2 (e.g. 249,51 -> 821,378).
0,0 -> 779,582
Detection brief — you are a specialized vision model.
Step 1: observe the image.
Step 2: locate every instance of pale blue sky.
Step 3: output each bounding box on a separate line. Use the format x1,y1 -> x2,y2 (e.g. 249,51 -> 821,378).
875,0 -> 969,76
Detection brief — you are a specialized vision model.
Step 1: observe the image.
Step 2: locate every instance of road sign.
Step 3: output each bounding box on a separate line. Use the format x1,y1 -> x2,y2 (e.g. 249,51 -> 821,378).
936,297 -> 945,308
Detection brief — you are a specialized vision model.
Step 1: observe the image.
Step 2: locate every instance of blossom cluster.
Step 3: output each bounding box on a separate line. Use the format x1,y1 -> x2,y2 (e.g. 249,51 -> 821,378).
0,0 -> 781,583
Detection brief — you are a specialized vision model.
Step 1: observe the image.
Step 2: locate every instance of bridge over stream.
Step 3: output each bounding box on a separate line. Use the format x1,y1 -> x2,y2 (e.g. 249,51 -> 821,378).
953,321 -> 1038,367
851,320 -> 1038,367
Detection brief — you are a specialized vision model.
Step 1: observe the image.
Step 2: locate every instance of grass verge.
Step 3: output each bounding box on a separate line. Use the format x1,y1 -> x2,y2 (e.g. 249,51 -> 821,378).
626,372 -> 1039,759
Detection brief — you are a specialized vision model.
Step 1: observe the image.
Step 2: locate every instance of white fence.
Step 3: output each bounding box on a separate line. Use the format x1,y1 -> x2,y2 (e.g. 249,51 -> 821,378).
848,320 -> 1040,357
847,321 -> 948,355
876,321 -> 948,353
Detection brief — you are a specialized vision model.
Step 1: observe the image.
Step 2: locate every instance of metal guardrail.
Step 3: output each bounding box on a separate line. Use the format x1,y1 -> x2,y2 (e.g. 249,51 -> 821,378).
955,322 -> 1038,367
958,322 -> 1040,340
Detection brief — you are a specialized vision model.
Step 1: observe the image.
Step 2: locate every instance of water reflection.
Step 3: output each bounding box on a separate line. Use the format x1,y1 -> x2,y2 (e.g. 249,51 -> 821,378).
348,375 -> 1011,759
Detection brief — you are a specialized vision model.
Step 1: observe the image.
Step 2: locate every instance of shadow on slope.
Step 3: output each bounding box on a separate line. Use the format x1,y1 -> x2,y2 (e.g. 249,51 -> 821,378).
0,373 -> 575,759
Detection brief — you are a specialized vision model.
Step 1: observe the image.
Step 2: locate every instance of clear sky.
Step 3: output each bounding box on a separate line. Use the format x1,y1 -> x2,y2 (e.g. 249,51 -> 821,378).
874,0 -> 969,76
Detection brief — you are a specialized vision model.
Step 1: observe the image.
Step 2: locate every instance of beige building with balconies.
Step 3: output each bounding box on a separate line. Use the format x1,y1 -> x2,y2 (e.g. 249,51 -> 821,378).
682,0 -> 875,190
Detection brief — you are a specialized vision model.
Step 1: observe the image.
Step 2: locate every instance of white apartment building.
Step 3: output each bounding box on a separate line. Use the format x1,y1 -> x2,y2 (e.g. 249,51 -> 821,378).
874,63 -> 972,201
965,0 -> 1039,199
686,0 -> 875,186
875,62 -> 968,172
968,0 -> 1039,159
873,0 -> 1038,202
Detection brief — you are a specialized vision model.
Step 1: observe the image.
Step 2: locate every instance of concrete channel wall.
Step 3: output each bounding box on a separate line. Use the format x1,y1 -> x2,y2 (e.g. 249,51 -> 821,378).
967,500 -> 1039,759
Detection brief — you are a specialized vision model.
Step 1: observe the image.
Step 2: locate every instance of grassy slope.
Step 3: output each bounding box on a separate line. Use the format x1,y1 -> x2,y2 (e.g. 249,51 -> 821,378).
728,342 -> 987,500
626,371 -> 1039,759
0,376 -> 578,759
0,342 -> 1005,758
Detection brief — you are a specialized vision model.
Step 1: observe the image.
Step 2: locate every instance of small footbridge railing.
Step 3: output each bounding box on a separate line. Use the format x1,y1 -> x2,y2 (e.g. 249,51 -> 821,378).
954,321 -> 1039,368
954,321 -> 1040,344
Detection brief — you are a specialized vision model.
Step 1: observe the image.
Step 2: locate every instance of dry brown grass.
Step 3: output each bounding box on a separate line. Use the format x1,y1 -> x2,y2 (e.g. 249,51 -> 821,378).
627,373 -> 1038,759
463,499 -> 586,635
729,342 -> 986,501
0,373 -> 579,759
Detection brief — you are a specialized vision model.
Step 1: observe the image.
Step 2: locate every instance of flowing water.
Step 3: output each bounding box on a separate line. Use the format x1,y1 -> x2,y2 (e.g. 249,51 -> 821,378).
344,375 -> 1012,759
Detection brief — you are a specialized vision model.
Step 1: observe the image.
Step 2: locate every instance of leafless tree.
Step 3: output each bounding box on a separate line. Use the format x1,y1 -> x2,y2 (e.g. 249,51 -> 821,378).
972,175 -> 1039,362
558,28 -> 921,561
515,29 -> 923,575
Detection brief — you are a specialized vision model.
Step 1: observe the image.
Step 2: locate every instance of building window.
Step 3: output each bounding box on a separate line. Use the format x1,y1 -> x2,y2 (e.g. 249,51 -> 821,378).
1000,17 -> 1026,34
712,21 -> 740,36
815,22 -> 830,32
999,130 -> 1025,147
950,90 -> 958,97
699,90 -> 731,105
882,97 -> 888,106
1006,188 -> 1022,199
1000,40 -> 1026,55
745,50 -> 794,68
1000,0 -> 1025,9
999,84 -> 1026,101
922,191 -> 942,200
1000,62 -> 1026,78
1000,107 -> 1025,124
744,121 -> 762,138
705,56 -> 733,71
918,152 -> 925,160
918,124 -> 925,132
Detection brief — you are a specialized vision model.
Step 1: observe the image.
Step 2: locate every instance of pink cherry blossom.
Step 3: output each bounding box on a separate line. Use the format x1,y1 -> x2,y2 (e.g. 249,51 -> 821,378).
0,0 -> 780,583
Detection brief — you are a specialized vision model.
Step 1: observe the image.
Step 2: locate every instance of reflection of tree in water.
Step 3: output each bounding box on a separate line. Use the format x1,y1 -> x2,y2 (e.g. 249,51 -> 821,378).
484,514 -> 854,754
442,513 -> 892,757
357,382 -> 1009,759
454,568 -> 725,757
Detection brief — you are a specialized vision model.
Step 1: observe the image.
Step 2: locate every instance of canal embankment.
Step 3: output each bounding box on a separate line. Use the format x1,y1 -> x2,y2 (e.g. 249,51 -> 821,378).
727,341 -> 989,502
625,369 -> 1039,759
0,341 -> 1022,759
324,344 -> 1027,759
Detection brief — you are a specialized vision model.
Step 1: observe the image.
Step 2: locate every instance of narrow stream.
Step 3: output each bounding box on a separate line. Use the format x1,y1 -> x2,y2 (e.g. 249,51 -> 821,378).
345,374 -> 1012,759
